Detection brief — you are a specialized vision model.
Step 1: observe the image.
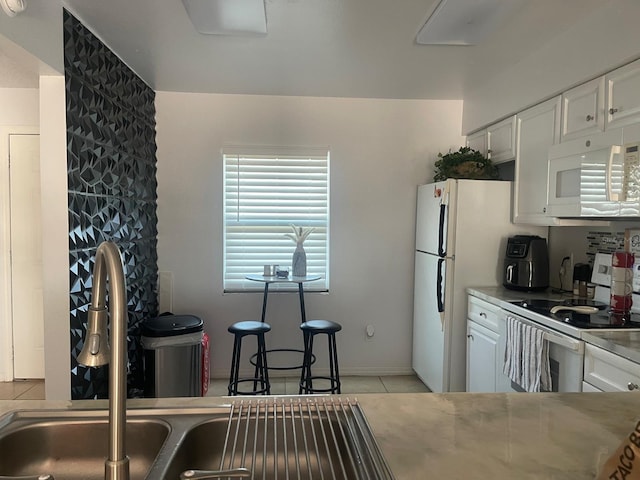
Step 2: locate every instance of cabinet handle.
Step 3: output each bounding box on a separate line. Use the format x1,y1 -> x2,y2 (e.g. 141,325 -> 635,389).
585,114 -> 594,121
609,107 -> 619,115
479,312 -> 487,318
628,382 -> 639,391
467,334 -> 474,341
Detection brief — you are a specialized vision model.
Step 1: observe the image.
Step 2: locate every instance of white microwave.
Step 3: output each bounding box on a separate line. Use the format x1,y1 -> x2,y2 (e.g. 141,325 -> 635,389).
546,129 -> 640,217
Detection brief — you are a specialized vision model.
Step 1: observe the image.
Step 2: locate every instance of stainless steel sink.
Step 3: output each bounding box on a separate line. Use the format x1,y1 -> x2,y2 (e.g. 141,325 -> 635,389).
0,410 -> 170,480
0,398 -> 394,480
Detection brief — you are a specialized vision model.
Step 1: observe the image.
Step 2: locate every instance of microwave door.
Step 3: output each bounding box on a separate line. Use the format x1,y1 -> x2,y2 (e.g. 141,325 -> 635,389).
580,146 -> 621,216
547,146 -> 621,217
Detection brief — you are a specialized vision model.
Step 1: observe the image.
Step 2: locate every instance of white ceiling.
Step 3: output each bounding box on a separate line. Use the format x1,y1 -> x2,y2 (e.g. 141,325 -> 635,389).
4,0 -> 608,99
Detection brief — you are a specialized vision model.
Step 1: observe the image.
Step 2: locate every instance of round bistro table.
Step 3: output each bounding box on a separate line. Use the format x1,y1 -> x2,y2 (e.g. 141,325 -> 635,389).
245,274 -> 321,371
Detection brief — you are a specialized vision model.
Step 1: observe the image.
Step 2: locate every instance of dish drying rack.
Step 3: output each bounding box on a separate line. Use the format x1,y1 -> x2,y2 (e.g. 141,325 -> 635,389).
214,397 -> 394,480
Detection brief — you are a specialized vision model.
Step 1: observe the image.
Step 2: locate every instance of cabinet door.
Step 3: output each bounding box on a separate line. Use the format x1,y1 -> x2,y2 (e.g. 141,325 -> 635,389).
513,96 -> 561,224
561,77 -> 605,141
487,116 -> 516,163
466,320 -> 499,392
606,59 -> 640,130
466,130 -> 487,157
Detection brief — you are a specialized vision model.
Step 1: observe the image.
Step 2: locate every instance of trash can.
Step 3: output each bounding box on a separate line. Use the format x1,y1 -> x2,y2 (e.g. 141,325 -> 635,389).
142,314 -> 204,398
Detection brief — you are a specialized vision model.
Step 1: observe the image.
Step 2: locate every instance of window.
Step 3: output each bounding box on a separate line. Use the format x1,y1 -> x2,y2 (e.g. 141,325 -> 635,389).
223,146 -> 330,292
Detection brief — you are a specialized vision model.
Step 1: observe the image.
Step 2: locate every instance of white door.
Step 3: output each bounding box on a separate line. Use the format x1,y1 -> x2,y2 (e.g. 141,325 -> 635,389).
9,133 -> 44,379
513,96 -> 561,224
466,130 -> 487,157
412,251 -> 449,392
487,116 -> 516,163
560,77 -> 605,141
605,58 -> 640,130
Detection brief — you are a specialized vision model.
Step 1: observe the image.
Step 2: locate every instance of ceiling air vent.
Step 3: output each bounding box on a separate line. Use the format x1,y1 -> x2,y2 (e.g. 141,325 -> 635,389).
181,0 -> 267,35
416,0 -> 522,46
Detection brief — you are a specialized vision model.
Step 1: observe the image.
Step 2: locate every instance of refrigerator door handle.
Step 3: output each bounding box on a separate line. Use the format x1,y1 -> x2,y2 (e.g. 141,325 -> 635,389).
438,204 -> 447,257
437,258 -> 445,330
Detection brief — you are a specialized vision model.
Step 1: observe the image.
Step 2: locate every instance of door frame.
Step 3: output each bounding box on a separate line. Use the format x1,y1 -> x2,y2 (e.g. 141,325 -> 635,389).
0,125 -> 39,381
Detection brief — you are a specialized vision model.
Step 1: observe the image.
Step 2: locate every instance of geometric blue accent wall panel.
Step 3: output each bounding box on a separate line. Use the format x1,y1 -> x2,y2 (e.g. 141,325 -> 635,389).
64,10 -> 159,399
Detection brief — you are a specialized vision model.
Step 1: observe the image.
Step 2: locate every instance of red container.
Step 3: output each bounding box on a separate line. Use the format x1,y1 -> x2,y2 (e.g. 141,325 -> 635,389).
612,251 -> 635,268
610,293 -> 633,311
609,310 -> 631,326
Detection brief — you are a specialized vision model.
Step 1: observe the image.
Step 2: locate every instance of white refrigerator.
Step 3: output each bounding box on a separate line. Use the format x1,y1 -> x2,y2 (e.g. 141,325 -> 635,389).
412,179 -> 546,392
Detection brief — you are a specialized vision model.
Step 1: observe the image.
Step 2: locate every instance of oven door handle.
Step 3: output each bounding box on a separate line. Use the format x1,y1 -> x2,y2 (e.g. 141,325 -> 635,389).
542,330 -> 584,353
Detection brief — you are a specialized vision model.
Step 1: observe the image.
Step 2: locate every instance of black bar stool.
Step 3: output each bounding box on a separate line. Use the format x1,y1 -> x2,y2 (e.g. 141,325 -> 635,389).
299,320 -> 342,394
228,321 -> 271,395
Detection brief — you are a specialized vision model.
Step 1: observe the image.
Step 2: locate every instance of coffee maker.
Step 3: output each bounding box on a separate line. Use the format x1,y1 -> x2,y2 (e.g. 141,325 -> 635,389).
503,235 -> 549,291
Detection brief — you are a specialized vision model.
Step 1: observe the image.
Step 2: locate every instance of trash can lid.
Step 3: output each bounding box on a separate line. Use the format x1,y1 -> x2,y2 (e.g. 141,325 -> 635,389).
142,315 -> 203,337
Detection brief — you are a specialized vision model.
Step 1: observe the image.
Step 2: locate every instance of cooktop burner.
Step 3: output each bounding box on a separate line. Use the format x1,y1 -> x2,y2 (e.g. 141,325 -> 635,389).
509,298 -> 640,329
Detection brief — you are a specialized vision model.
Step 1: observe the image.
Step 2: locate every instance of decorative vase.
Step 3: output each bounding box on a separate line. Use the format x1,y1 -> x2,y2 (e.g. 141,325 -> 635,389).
292,243 -> 307,276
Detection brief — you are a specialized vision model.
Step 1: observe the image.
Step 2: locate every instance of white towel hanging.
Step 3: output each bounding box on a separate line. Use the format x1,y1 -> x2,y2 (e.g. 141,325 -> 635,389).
503,315 -> 551,392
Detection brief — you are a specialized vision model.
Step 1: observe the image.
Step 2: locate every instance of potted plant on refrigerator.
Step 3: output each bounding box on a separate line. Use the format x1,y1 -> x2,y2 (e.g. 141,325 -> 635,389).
433,146 -> 499,182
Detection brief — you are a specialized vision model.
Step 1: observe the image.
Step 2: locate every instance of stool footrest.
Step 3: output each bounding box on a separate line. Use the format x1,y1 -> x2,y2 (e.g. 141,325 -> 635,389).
228,378 -> 270,395
250,348 -> 316,371
299,375 -> 341,394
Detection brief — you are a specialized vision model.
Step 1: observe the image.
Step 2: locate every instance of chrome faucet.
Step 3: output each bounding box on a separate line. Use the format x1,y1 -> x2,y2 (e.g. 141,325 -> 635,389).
78,241 -> 130,480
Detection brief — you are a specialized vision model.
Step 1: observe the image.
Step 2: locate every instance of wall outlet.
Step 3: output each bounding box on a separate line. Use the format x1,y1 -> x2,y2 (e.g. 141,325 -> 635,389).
365,324 -> 375,338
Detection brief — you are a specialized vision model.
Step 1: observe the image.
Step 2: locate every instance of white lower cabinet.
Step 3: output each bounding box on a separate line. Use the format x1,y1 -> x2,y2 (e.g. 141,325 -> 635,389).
467,320 -> 499,392
466,295 -> 512,392
583,343 -> 640,392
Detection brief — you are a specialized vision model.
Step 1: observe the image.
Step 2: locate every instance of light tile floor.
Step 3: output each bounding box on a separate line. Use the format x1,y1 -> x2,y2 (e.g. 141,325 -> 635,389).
207,375 -> 431,396
0,375 -> 430,400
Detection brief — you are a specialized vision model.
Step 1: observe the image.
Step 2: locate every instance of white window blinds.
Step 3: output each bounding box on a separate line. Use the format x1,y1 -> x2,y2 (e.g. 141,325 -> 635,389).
223,147 -> 330,292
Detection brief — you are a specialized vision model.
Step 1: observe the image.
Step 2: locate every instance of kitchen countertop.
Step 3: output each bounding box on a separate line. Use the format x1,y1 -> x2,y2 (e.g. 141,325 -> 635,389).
467,285 -> 571,306
582,330 -> 640,363
468,286 -> 640,364
1,392 -> 638,479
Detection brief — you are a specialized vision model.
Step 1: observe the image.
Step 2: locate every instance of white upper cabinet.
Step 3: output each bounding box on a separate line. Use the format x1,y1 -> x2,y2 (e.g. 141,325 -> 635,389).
561,77 -> 605,141
513,96 -> 561,225
605,59 -> 640,130
487,116 -> 516,163
466,129 -> 487,157
466,116 -> 516,164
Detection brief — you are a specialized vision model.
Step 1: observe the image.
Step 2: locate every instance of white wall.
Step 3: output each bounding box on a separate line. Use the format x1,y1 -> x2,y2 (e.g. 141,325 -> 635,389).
0,88 -> 38,124
156,93 -> 464,378
463,0 -> 640,133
